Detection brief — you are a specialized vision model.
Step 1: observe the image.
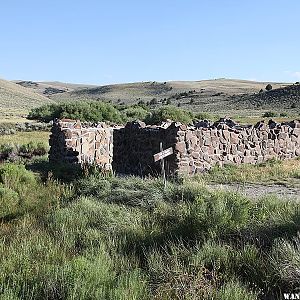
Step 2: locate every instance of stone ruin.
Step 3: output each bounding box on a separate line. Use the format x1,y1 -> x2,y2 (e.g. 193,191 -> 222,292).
49,118 -> 300,176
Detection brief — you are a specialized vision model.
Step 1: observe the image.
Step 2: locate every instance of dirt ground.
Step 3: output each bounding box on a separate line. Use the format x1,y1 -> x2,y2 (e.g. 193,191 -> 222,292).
208,183 -> 300,201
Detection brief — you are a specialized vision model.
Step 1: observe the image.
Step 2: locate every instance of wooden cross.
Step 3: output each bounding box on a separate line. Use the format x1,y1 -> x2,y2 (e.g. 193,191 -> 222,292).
153,142 -> 173,189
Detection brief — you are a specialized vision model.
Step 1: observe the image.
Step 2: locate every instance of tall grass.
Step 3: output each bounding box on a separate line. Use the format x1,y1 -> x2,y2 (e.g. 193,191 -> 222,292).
0,163 -> 299,299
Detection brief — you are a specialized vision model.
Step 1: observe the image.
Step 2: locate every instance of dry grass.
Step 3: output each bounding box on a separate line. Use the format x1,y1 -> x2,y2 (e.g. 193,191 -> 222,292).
0,131 -> 50,145
202,158 -> 300,186
0,78 -> 53,111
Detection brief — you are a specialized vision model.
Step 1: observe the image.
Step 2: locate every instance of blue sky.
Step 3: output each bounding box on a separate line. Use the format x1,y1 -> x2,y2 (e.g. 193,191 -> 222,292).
0,0 -> 299,84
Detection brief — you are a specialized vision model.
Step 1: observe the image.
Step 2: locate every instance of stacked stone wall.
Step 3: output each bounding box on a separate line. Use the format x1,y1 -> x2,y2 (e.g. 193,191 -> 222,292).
175,119 -> 300,174
48,118 -> 300,176
49,119 -> 113,171
113,121 -> 178,176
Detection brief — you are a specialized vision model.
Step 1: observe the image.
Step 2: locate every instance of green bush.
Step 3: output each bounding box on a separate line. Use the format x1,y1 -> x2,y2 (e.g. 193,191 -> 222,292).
121,106 -> 150,122
262,111 -> 278,118
28,101 -> 123,123
194,112 -> 213,120
0,163 -> 36,187
18,141 -> 48,156
145,106 -> 193,124
0,144 -> 15,158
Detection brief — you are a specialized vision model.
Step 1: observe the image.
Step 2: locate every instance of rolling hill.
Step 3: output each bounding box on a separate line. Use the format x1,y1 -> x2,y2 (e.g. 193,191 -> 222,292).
0,78 -> 54,115
48,79 -> 296,117
14,80 -> 95,96
1,78 -> 299,121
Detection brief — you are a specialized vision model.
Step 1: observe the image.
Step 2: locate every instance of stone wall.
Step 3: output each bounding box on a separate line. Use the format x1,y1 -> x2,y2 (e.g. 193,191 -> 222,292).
113,121 -> 178,176
49,119 -> 113,171
174,118 -> 300,174
48,118 -> 300,176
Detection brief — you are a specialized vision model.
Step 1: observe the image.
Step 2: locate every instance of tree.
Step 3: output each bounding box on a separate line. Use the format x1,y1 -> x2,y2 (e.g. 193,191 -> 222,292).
265,84 -> 273,91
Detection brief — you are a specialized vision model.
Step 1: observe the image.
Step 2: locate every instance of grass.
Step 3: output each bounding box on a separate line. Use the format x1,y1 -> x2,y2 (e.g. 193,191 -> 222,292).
0,163 -> 299,299
201,158 -> 300,186
0,131 -> 50,145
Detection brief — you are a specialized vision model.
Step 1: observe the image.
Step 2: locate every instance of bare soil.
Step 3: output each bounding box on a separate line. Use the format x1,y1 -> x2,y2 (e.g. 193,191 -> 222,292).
207,182 -> 300,201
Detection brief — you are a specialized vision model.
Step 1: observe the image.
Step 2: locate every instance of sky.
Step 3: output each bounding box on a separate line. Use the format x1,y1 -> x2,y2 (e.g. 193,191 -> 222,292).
0,0 -> 299,85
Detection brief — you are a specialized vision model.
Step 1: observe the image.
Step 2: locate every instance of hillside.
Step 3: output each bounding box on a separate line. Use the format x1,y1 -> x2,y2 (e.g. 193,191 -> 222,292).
14,80 -> 95,96
0,78 -> 54,117
232,83 -> 300,109
48,79 -> 294,116
3,78 -> 300,120
49,79 -> 287,104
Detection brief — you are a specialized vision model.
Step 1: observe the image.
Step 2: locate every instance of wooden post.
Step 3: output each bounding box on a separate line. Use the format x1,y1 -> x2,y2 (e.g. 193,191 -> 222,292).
160,142 -> 167,190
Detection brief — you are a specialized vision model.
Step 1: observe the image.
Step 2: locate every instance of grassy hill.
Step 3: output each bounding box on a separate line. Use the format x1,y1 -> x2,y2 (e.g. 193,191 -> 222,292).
48,79 -> 296,118
232,83 -> 300,109
2,78 -> 300,121
49,79 -> 287,104
14,80 -> 95,96
0,78 -> 55,122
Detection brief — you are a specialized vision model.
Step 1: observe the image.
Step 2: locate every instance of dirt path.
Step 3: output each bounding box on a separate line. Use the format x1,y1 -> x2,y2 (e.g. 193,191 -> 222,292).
207,183 -> 300,201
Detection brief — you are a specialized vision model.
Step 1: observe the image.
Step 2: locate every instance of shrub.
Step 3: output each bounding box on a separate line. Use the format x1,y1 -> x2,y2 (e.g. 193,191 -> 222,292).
150,98 -> 158,105
28,101 -> 123,123
265,84 -> 273,91
262,111 -> 278,118
145,106 -> 193,124
0,144 -> 15,158
280,112 -> 288,117
0,163 -> 36,187
121,106 -> 150,122
19,141 -> 49,157
194,112 -> 213,120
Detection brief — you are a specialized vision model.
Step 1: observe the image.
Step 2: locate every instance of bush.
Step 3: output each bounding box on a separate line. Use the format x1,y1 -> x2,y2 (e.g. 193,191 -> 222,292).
19,141 -> 49,156
121,106 -> 150,122
150,98 -> 158,105
262,111 -> 278,118
28,101 -> 123,123
0,144 -> 15,159
0,163 -> 36,187
145,106 -> 193,124
265,84 -> 273,91
194,112 -> 213,120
